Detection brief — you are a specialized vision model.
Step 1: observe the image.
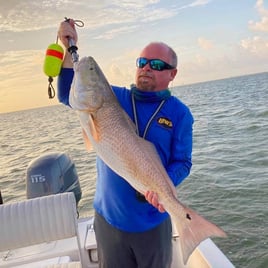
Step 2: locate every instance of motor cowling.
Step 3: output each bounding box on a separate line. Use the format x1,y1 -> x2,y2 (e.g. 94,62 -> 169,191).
26,152 -> 82,205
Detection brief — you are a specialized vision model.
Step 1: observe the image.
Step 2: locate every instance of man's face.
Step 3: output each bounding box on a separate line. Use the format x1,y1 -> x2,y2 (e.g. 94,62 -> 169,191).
135,43 -> 177,92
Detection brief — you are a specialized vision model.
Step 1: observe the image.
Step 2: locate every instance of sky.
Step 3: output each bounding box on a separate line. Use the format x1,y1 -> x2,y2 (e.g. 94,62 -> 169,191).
0,0 -> 267,113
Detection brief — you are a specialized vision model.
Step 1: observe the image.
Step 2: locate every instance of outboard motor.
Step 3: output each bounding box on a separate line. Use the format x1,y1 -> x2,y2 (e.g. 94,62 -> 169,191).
26,152 -> 82,205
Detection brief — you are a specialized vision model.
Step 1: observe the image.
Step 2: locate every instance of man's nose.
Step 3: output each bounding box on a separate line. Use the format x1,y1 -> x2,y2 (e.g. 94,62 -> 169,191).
142,62 -> 152,71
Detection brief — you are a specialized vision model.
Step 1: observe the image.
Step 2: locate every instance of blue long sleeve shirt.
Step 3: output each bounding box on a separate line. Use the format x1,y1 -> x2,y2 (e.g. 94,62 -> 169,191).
58,68 -> 194,232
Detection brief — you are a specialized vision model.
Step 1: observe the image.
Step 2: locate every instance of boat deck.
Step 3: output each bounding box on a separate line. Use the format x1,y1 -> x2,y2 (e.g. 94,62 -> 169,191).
0,193 -> 234,268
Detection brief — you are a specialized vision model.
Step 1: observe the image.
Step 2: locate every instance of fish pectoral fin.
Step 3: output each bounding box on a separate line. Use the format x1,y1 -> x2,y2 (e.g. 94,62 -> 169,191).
78,111 -> 101,151
82,128 -> 93,151
88,114 -> 101,142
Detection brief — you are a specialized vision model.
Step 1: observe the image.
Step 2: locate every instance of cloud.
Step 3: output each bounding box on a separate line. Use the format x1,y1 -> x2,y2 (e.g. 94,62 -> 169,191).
0,50 -> 44,90
0,0 -> 211,34
256,0 -> 268,16
0,1 -> 66,32
0,1 -> 162,32
109,0 -> 160,8
93,25 -> 139,40
249,0 -> 268,32
197,37 -> 214,50
0,49 -> 58,113
188,0 -> 211,8
240,36 -> 268,58
249,17 -> 268,32
178,0 -> 211,10
244,0 -> 268,62
88,0 -> 211,39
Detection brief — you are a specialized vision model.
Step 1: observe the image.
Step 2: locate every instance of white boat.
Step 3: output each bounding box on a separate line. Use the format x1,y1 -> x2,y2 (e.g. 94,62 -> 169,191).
0,153 -> 235,268
0,193 -> 235,268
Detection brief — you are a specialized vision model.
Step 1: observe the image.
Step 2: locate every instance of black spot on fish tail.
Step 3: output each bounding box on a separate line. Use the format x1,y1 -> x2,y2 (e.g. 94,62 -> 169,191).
186,213 -> 192,220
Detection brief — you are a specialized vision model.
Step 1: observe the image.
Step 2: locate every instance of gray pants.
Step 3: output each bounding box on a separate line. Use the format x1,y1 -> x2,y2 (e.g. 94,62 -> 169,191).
94,212 -> 172,268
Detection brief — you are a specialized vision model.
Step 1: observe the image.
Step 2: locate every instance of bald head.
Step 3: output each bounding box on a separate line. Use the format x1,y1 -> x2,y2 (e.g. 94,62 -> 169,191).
141,42 -> 178,68
135,42 -> 178,92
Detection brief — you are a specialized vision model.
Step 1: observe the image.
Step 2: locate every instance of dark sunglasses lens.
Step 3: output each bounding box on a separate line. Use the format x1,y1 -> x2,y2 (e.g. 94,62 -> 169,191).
136,57 -> 173,71
137,58 -> 148,68
150,59 -> 166,71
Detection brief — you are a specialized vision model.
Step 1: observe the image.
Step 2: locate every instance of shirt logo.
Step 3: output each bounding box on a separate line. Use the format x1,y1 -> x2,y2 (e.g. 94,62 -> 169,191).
157,117 -> 173,129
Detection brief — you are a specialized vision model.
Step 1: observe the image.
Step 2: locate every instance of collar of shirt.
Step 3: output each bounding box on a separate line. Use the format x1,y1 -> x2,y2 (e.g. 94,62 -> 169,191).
131,87 -> 171,102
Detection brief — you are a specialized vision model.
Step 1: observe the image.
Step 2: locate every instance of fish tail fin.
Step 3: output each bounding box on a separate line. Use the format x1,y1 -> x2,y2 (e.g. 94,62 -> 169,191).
173,206 -> 227,265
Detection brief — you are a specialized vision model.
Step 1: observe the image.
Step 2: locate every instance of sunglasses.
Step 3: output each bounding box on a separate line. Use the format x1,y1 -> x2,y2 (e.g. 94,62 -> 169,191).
136,57 -> 175,71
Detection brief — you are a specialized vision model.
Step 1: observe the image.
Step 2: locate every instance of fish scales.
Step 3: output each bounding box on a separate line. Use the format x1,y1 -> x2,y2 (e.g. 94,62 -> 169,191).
79,104 -> 175,197
69,56 -> 226,264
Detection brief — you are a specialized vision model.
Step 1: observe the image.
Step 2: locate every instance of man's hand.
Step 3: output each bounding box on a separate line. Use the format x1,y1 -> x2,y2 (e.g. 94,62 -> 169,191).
145,191 -> 166,213
57,19 -> 78,49
57,19 -> 78,67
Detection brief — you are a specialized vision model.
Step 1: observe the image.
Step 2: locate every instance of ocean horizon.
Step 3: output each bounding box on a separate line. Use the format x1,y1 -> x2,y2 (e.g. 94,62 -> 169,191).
1,72 -> 267,267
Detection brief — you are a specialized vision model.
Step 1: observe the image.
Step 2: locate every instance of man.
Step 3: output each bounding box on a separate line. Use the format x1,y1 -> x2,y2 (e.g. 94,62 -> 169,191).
57,19 -> 193,268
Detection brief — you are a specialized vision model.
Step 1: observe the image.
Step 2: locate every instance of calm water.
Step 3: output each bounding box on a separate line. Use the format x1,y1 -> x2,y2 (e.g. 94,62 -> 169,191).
0,72 -> 267,267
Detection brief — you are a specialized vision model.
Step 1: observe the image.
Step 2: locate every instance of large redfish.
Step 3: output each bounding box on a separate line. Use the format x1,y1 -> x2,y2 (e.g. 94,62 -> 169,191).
69,56 -> 226,264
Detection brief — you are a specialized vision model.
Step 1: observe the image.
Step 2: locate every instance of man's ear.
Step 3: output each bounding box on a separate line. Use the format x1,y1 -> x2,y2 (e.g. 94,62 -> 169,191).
170,68 -> 178,81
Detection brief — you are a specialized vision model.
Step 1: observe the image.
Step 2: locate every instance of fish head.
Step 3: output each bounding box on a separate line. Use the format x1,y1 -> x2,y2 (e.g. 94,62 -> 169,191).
69,56 -> 110,112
